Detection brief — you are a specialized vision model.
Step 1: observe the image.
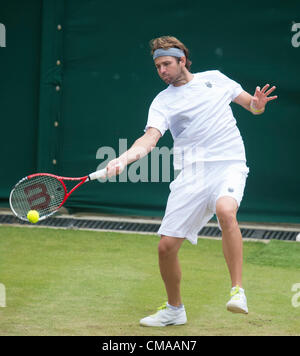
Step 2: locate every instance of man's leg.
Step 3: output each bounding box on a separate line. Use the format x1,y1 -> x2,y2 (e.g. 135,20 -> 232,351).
158,235 -> 185,306
139,235 -> 187,326
216,195 -> 248,314
216,196 -> 243,287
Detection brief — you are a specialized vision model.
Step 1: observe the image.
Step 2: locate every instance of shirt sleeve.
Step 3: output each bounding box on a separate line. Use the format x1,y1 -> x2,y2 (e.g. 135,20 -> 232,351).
144,97 -> 169,136
213,70 -> 244,101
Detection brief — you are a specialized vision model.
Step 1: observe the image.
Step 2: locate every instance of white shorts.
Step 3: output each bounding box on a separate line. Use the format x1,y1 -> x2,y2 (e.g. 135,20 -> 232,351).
157,160 -> 249,245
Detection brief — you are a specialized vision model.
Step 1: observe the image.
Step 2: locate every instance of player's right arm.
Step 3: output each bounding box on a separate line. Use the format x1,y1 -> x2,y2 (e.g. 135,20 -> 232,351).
106,127 -> 162,177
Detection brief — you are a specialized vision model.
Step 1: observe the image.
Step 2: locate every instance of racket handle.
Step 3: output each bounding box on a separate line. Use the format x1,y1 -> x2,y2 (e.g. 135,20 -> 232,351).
88,168 -> 107,181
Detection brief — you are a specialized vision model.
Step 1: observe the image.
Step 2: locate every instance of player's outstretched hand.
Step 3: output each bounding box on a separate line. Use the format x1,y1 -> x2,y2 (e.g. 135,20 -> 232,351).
251,84 -> 278,113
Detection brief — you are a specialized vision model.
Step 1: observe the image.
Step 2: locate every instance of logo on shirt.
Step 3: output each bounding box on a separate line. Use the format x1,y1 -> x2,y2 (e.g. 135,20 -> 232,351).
205,81 -> 212,88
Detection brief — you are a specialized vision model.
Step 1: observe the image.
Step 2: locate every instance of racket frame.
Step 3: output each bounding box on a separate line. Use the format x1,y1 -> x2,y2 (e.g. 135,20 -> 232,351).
27,173 -> 89,209
9,168 -> 107,222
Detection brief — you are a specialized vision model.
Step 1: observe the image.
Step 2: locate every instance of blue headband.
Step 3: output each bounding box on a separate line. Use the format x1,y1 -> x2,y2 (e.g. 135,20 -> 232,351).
153,48 -> 185,60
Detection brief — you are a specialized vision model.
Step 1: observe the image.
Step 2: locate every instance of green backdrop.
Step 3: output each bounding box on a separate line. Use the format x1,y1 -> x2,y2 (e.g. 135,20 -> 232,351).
1,0 -> 300,223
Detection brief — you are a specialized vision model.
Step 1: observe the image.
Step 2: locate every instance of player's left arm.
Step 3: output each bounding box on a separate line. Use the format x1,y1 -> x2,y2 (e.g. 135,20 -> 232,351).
233,84 -> 278,115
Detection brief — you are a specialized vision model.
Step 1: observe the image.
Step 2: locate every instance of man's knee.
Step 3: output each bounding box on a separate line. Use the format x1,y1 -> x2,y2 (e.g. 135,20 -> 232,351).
216,197 -> 238,230
158,236 -> 183,258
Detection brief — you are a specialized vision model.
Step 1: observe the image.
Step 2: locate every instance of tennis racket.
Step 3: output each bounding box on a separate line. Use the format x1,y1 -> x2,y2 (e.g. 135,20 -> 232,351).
9,168 -> 107,222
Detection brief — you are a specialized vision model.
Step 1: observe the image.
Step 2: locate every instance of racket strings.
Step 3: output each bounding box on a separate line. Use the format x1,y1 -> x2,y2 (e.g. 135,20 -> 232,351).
10,175 -> 66,220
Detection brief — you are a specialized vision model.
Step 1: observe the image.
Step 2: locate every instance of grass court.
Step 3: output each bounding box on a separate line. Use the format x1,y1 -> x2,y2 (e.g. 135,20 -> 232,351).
0,225 -> 299,336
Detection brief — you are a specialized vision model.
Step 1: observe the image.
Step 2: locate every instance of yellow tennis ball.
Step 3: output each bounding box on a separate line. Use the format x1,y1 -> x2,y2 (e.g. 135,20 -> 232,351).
27,210 -> 39,223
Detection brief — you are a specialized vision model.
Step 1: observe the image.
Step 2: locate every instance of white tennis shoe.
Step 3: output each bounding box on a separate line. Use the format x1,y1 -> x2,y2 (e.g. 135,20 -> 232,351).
140,302 -> 187,327
226,286 -> 248,314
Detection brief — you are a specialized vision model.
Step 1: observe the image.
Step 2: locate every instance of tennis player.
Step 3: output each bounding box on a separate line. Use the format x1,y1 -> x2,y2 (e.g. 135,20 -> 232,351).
106,36 -> 277,326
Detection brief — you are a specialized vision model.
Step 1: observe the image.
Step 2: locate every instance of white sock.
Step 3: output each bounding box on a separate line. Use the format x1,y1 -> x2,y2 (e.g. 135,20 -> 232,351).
167,302 -> 184,310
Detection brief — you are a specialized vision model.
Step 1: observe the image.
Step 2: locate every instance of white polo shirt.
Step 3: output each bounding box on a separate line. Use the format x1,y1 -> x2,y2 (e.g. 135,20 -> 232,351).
145,70 -> 246,169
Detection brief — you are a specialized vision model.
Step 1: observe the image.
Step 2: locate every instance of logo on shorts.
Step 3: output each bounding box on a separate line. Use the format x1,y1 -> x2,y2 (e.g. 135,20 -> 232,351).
228,187 -> 234,193
205,81 -> 212,88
